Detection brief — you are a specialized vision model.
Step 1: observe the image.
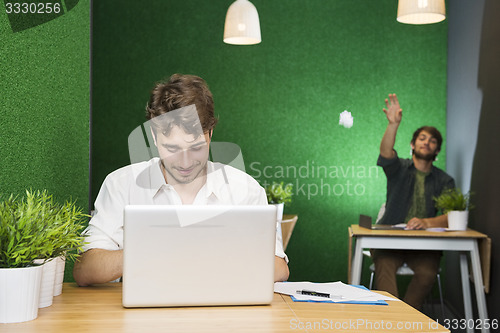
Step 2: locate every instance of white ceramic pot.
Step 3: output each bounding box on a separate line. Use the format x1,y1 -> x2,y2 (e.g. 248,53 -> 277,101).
53,256 -> 66,296
448,210 -> 469,231
34,258 -> 57,308
0,265 -> 43,323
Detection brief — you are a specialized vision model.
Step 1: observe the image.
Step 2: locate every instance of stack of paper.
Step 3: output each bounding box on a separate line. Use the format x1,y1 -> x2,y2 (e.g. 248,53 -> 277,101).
274,281 -> 399,304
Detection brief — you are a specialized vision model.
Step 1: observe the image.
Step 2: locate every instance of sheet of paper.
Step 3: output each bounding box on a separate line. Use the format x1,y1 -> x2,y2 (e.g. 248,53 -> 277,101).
426,227 -> 447,232
274,281 -> 400,303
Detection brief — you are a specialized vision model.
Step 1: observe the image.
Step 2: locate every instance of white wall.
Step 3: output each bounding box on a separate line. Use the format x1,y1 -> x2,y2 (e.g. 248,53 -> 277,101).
446,0 -> 484,193
446,0 -> 500,320
445,0 -> 485,317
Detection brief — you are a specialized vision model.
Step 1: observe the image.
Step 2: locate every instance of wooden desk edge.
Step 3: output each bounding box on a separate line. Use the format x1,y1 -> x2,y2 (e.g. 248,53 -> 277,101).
32,284 -> 449,333
349,224 -> 488,238
281,290 -> 449,332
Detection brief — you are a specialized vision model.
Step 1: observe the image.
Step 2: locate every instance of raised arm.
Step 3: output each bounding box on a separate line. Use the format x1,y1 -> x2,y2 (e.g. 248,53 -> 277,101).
380,94 -> 403,159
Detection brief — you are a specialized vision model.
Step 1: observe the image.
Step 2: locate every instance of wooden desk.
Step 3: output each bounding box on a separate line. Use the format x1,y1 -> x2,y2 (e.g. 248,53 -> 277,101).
4,283 -> 448,332
348,225 -> 489,333
283,293 -> 449,332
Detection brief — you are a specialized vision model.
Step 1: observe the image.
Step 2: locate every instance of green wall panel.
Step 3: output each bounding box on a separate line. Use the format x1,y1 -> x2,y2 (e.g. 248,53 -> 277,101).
0,0 -> 90,281
92,0 -> 447,284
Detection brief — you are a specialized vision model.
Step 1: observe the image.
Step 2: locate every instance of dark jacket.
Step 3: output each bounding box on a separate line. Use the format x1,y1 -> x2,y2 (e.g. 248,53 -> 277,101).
377,151 -> 455,225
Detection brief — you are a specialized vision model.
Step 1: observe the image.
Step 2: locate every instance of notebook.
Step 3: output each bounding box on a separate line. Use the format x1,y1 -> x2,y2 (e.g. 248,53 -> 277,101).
358,214 -> 406,230
122,205 -> 277,307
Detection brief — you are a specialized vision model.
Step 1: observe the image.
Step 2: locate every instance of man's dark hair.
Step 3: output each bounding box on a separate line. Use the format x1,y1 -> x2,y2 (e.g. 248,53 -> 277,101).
145,74 -> 218,135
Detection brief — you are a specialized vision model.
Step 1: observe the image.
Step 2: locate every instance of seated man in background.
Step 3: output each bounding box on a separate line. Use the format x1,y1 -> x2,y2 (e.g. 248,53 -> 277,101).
73,74 -> 289,286
373,93 -> 455,310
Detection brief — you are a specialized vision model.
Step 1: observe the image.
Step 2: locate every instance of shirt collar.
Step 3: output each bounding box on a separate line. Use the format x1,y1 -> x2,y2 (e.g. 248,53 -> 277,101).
149,159 -> 226,200
204,161 -> 227,200
408,158 -> 436,175
150,158 -> 168,195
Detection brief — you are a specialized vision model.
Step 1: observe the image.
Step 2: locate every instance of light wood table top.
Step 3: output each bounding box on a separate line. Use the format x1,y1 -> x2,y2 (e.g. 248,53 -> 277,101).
349,224 -> 488,238
283,294 -> 449,332
3,283 -> 448,332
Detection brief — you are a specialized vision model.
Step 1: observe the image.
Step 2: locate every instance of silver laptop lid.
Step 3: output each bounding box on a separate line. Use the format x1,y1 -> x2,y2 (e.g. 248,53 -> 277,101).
123,205 -> 276,307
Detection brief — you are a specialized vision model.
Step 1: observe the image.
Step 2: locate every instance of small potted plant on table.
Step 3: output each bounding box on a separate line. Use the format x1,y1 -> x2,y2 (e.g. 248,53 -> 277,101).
434,188 -> 473,231
265,182 -> 293,221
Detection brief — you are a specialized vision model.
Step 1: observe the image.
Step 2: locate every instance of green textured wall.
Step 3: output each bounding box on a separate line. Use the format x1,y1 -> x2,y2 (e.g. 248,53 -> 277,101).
0,0 -> 90,281
92,0 -> 448,284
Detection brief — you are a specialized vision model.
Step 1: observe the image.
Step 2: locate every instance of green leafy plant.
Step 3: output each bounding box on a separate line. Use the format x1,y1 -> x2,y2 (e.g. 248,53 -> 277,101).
265,182 -> 293,206
434,188 -> 473,214
0,190 -> 89,268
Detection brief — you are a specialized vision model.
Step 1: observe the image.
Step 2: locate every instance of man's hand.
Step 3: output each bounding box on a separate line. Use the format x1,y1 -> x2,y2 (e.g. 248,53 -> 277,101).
274,256 -> 289,282
380,93 -> 402,159
406,215 -> 448,230
406,218 -> 428,230
383,94 -> 402,125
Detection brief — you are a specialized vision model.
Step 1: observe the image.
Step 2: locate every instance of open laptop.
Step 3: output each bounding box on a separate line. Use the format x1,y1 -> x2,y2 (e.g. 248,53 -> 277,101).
358,214 -> 406,230
122,205 -> 277,308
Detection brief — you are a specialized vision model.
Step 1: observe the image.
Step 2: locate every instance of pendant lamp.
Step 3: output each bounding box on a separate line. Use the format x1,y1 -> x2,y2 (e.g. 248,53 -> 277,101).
223,0 -> 261,45
397,0 -> 446,25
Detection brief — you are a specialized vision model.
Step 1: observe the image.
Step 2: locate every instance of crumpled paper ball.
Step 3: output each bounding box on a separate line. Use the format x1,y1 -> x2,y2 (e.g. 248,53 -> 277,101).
339,110 -> 354,128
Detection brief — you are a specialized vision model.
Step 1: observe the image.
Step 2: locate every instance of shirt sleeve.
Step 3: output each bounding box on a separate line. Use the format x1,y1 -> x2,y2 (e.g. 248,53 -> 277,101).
377,150 -> 402,177
81,175 -> 127,252
445,176 -> 456,191
275,221 -> 289,263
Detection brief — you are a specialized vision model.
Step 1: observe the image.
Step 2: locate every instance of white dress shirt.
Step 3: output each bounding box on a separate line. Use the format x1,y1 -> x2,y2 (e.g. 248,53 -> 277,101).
83,158 -> 287,261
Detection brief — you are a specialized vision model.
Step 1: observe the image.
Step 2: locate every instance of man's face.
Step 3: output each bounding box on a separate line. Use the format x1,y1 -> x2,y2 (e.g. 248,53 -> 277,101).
153,126 -> 211,185
411,130 -> 439,161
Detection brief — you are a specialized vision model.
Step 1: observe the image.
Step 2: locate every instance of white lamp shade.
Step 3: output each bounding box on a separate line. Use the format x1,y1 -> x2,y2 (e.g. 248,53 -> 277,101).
223,0 -> 261,45
397,0 -> 446,25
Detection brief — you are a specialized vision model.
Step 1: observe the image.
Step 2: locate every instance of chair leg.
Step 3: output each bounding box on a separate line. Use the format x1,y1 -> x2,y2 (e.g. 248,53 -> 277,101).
370,263 -> 445,319
436,273 -> 445,320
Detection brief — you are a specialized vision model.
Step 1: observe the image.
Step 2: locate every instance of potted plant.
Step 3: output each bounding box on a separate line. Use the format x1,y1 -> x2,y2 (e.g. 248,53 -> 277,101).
265,182 -> 293,221
33,192 -> 88,308
434,188 -> 473,231
0,190 -> 87,323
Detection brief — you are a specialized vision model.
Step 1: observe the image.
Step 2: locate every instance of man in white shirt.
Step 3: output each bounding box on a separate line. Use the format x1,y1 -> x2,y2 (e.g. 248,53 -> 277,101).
73,74 -> 289,286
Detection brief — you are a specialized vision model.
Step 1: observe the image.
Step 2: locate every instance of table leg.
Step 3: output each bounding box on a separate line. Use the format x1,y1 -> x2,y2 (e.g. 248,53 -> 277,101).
348,228 -> 353,283
350,238 -> 363,285
470,242 -> 489,333
460,252 -> 474,333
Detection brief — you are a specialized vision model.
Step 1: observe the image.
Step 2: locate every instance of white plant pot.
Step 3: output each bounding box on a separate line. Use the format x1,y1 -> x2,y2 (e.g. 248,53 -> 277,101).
53,256 -> 66,296
34,258 -> 57,308
273,203 -> 284,222
0,265 -> 43,323
448,210 -> 469,231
